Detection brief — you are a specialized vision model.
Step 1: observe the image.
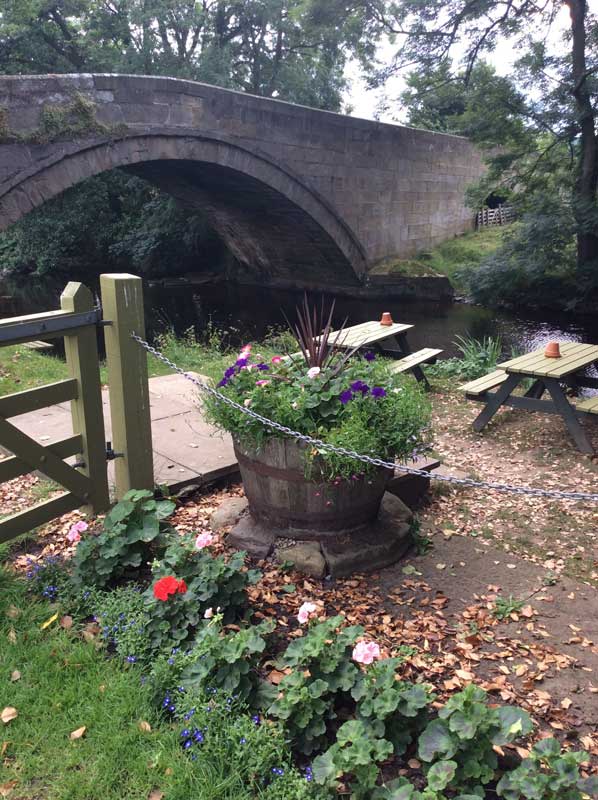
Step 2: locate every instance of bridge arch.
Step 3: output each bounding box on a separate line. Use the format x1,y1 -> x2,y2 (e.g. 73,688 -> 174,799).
0,131 -> 367,286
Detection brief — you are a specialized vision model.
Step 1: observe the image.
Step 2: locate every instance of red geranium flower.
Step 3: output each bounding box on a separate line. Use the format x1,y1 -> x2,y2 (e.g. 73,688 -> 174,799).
153,575 -> 187,601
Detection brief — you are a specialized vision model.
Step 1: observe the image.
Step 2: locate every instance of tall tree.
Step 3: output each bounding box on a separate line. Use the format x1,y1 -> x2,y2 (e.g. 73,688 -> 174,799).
376,0 -> 598,276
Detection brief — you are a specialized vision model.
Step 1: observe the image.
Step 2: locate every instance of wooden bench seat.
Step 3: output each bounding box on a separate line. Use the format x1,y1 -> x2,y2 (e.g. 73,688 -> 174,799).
461,370 -> 508,397
574,396 -> 598,415
389,348 -> 442,374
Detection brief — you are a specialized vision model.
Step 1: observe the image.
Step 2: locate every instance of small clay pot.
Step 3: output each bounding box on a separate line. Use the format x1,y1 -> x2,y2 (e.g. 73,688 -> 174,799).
544,341 -> 561,358
380,312 -> 393,326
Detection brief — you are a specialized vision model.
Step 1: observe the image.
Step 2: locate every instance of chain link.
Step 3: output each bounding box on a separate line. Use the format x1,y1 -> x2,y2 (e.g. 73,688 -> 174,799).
131,333 -> 598,503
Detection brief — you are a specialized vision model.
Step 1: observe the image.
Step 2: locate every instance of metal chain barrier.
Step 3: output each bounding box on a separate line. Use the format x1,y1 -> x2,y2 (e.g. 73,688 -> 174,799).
131,333 -> 598,503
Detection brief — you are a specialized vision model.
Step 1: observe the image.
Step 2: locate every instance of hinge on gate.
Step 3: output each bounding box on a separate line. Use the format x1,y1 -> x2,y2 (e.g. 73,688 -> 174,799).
106,441 -> 124,460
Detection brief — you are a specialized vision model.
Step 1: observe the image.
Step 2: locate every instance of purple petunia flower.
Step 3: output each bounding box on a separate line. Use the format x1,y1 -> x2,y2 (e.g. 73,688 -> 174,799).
339,389 -> 353,405
217,378 -> 228,388
364,351 -> 376,362
224,367 -> 236,379
371,387 -> 387,398
256,363 -> 270,371
350,381 -> 369,395
235,357 -> 249,368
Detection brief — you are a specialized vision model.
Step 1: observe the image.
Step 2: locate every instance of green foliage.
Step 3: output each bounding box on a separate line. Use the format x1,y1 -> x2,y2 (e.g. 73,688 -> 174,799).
269,615 -> 363,752
352,658 -> 432,755
205,350 -> 431,481
312,719 -> 393,798
71,489 -> 175,588
430,335 -> 503,381
418,685 -> 533,795
496,738 -> 598,800
150,617 -> 275,706
172,691 -> 327,800
153,532 -> 260,622
491,595 -> 525,622
92,585 -> 153,666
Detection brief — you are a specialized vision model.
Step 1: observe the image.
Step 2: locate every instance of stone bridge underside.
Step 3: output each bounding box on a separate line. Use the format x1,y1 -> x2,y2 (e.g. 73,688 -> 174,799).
0,74 -> 485,287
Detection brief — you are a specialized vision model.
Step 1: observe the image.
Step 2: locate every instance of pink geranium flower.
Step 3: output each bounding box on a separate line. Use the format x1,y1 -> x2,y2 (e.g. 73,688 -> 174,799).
352,640 -> 381,665
297,601 -> 318,624
67,520 -> 88,543
255,379 -> 270,387
195,532 -> 215,550
307,367 -> 321,379
271,356 -> 282,364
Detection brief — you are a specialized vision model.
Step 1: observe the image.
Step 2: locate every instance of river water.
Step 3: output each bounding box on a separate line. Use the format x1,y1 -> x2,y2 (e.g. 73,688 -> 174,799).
146,282 -> 598,359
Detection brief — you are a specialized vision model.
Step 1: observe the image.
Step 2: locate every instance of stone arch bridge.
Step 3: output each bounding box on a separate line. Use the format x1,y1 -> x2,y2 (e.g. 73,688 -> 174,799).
0,74 -> 484,288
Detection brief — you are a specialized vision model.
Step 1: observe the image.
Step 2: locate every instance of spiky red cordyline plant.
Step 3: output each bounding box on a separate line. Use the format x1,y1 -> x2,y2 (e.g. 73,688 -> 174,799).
284,295 -> 361,375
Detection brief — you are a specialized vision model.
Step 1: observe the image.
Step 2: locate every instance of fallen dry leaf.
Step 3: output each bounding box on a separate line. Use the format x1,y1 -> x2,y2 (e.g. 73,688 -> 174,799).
40,613 -> 58,630
6,606 -> 20,620
60,615 -> 73,630
138,721 -> 152,733
1,708 -> 17,725
7,630 -> 16,645
9,671 -> 20,683
69,726 -> 86,740
148,791 -> 164,800
0,780 -> 17,797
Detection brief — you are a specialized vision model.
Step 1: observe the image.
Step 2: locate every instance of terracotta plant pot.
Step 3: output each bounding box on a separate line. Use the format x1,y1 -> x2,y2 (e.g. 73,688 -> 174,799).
544,341 -> 561,358
380,312 -> 393,326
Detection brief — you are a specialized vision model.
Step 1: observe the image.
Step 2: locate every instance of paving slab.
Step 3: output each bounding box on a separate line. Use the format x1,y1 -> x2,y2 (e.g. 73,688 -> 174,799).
5,372 -> 238,494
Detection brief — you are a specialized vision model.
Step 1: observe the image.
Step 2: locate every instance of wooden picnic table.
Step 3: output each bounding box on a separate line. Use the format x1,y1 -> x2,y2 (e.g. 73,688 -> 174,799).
462,342 -> 598,454
328,320 -> 442,388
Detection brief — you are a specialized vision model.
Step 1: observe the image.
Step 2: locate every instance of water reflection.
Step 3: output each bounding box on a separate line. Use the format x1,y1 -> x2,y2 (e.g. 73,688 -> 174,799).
146,282 -> 598,361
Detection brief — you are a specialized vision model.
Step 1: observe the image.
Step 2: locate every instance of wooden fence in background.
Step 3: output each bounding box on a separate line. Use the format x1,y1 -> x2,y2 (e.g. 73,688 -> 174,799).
0,274 -> 153,544
476,205 -> 516,227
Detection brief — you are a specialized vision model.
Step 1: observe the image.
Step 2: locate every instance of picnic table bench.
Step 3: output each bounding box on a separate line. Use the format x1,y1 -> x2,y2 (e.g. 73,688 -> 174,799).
461,342 -> 598,454
326,320 -> 442,389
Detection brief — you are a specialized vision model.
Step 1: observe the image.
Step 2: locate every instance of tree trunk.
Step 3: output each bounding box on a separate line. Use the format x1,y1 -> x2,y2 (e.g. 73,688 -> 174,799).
566,0 -> 598,271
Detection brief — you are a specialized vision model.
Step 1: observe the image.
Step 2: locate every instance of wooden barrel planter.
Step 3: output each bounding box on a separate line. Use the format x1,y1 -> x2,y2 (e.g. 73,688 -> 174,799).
233,437 -> 392,538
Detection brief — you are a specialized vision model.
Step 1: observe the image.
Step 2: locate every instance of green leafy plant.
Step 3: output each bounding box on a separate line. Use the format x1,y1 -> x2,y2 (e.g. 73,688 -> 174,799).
496,738 -> 598,800
92,585 -> 152,666
151,617 -> 275,706
431,335 -> 503,381
491,595 -> 525,621
269,615 -> 363,753
418,685 -> 533,795
153,533 -> 261,622
372,777 -> 481,800
204,303 -> 431,481
352,658 -> 433,755
171,691 -> 327,800
312,719 -> 393,798
72,490 -> 175,588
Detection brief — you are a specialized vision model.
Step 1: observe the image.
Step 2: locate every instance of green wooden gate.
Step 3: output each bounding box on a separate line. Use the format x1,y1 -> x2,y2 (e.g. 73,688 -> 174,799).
0,274 -> 154,544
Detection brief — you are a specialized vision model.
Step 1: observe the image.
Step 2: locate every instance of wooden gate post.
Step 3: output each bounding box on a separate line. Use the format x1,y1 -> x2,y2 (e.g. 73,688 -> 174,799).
61,282 -> 110,513
100,274 -> 154,498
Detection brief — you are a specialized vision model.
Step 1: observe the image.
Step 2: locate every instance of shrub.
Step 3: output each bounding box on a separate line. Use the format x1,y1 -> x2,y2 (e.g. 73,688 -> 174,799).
496,738 -> 598,800
418,685 -> 533,795
71,490 -> 175,588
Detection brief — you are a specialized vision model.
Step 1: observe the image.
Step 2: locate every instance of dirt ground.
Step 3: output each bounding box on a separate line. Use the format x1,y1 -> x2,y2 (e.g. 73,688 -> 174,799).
3,388 -> 598,761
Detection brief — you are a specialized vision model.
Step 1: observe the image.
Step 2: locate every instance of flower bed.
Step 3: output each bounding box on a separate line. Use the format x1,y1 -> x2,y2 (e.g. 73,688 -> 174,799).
13,494 -> 597,800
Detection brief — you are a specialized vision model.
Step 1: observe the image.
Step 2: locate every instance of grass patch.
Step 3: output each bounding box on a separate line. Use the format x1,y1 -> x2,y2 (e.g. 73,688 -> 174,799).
0,568 -> 203,800
370,227 -> 507,290
0,328 -> 291,395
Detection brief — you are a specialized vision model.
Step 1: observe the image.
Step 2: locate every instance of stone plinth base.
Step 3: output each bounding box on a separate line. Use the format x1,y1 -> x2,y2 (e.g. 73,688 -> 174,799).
220,493 -> 413,578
